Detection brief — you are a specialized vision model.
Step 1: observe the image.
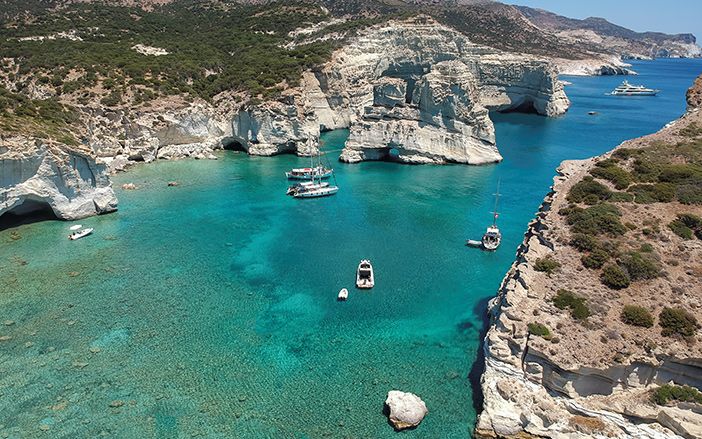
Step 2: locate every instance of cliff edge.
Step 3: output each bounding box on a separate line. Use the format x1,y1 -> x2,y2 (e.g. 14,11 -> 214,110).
476,76 -> 702,439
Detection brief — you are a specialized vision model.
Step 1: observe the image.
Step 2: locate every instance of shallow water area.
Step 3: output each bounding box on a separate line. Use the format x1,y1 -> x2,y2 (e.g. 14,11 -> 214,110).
1,59 -> 701,438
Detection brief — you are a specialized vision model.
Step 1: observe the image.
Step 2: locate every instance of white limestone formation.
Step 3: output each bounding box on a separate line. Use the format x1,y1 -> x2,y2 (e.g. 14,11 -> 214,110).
0,140 -> 117,221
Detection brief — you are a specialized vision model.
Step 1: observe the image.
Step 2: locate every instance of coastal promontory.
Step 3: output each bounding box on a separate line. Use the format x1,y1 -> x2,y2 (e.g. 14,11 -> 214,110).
476,75 -> 702,439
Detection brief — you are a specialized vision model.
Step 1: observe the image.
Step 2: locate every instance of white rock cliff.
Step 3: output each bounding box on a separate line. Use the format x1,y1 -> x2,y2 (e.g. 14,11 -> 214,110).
1,140 -> 117,221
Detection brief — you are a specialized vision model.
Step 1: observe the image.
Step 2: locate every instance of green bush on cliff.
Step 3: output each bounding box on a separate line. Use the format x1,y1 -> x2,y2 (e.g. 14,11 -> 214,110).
565,203 -> 627,237
600,264 -> 630,289
552,289 -> 590,320
659,308 -> 699,337
652,384 -> 702,405
628,183 -> 677,203
567,176 -> 612,203
620,252 -> 660,281
527,323 -> 551,339
534,256 -> 561,275
621,305 -> 654,328
570,233 -> 600,252
591,164 -> 633,190
581,248 -> 609,269
668,214 -> 702,239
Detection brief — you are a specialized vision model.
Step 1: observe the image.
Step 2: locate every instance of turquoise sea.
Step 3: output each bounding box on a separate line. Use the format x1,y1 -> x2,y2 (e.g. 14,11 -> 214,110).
1,59 -> 702,438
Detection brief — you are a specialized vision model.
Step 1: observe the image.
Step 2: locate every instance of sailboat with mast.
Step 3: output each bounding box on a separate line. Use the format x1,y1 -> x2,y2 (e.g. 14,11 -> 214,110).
286,146 -> 339,198
466,182 -> 502,251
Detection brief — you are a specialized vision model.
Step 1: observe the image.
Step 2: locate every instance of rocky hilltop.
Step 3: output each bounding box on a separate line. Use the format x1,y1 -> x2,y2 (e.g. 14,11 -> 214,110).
518,6 -> 702,61
476,77 -> 702,438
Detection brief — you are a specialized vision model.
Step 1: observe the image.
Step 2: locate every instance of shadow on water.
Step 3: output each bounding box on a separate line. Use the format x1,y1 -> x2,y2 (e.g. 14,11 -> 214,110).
468,295 -> 493,418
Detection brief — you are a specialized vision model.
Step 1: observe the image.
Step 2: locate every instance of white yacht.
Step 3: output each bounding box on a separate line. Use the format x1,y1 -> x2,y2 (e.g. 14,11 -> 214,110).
356,260 -> 374,289
292,184 -> 339,198
286,180 -> 329,196
285,165 -> 333,180
610,80 -> 659,96
286,148 -> 338,198
466,182 -> 502,251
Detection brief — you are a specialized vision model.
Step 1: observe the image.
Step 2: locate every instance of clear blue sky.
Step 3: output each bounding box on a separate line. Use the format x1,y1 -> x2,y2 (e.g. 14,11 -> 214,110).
505,0 -> 702,42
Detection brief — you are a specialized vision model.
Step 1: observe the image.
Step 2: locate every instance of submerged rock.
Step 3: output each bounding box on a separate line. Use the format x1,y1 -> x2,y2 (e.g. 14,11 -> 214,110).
384,390 -> 428,430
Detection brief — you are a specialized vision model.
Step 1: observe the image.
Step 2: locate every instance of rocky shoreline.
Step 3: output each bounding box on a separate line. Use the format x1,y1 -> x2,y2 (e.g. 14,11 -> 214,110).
475,78 -> 702,439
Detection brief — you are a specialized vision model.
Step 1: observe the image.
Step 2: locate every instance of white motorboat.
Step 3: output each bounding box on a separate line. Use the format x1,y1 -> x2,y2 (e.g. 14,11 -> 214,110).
356,259 -> 374,289
69,227 -> 93,240
285,165 -> 333,180
338,288 -> 349,301
609,80 -> 659,96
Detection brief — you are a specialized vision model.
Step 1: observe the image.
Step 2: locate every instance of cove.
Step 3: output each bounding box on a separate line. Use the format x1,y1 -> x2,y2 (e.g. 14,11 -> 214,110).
1,59 -> 701,438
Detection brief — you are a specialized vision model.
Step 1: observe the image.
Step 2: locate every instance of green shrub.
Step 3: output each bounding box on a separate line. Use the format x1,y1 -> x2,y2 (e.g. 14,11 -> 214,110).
534,256 -> 561,275
658,164 -> 702,184
581,248 -> 609,269
570,233 -> 600,252
652,384 -> 702,405
659,308 -> 699,337
621,305 -> 654,328
669,220 -> 694,239
632,159 -> 660,182
528,323 -> 551,339
612,148 -> 637,160
567,176 -> 612,203
601,264 -> 630,289
677,184 -> 702,205
591,165 -> 633,190
552,289 -> 590,320
639,243 -> 654,253
621,252 -> 660,281
566,203 -> 627,236
628,183 -> 677,203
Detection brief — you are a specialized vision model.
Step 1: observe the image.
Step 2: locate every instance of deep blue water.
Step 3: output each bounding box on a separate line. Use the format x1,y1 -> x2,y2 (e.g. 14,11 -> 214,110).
1,59 -> 701,438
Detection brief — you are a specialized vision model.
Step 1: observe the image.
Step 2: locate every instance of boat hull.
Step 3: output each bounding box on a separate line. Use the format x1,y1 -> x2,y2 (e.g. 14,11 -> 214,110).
293,187 -> 339,198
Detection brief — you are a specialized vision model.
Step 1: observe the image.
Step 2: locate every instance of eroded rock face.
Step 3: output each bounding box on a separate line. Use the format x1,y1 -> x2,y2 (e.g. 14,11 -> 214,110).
85,102 -> 229,172
230,99 -> 319,157
384,391 -> 428,430
0,140 -> 117,221
233,16 -> 569,165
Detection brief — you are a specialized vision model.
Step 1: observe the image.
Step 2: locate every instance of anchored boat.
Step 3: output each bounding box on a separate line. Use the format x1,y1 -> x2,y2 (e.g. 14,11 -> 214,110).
609,80 -> 659,96
356,259 -> 374,289
466,182 -> 502,251
338,288 -> 349,301
69,227 -> 93,240
287,147 -> 339,198
285,165 -> 333,180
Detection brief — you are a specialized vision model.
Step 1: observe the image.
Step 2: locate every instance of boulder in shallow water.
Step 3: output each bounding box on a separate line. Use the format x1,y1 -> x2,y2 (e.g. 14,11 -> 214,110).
385,390 -> 428,430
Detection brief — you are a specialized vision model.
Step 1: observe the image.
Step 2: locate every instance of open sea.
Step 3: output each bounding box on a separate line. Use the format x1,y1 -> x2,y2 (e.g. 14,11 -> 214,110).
1,59 -> 702,438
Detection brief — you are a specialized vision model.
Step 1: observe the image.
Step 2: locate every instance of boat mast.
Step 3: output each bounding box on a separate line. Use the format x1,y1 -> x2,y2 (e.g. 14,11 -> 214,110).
491,180 -> 500,227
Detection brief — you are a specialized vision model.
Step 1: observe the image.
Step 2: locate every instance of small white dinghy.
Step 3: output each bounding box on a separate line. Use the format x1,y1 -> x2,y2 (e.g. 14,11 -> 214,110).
69,227 -> 93,240
69,224 -> 83,231
356,259 -> 374,289
338,288 -> 349,301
